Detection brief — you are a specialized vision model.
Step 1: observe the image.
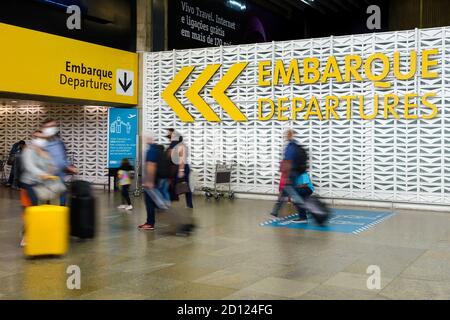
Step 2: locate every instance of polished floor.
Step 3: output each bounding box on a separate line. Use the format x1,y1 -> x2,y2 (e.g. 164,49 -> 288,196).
1,187 -> 450,300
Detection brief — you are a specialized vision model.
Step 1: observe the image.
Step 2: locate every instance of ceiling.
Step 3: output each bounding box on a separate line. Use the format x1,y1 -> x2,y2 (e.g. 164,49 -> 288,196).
0,98 -> 83,107
257,0 -> 379,17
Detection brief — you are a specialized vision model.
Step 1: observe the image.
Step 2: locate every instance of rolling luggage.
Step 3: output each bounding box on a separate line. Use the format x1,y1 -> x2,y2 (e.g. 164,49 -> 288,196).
302,195 -> 331,226
69,180 -> 96,239
284,186 -> 331,226
70,180 -> 92,198
70,196 -> 96,239
24,205 -> 69,257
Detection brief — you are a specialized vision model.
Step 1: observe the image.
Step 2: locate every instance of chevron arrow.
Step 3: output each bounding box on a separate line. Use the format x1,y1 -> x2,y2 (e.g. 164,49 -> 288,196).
211,62 -> 248,122
161,66 -> 195,122
185,64 -> 221,122
162,62 -> 248,122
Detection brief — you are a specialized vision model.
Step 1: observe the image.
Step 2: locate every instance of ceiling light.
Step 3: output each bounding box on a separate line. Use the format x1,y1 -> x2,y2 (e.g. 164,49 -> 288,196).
228,0 -> 247,11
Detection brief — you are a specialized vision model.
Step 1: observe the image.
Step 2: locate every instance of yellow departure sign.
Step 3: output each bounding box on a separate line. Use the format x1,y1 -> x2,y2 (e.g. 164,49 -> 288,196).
162,48 -> 440,122
0,23 -> 138,105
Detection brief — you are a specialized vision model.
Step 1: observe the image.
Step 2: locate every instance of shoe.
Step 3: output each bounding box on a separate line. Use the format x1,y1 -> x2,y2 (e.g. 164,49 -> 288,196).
117,205 -> 127,209
293,218 -> 308,224
270,212 -> 279,217
125,205 -> 133,211
138,223 -> 155,230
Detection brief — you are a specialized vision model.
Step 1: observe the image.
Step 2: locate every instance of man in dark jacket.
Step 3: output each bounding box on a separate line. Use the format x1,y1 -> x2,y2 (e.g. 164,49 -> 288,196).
6,140 -> 25,189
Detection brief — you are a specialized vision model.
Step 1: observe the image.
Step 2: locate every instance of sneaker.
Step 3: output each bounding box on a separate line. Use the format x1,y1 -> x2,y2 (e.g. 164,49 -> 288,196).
270,211 -> 279,217
138,223 -> 154,230
117,205 -> 127,209
125,205 -> 133,211
293,218 -> 308,224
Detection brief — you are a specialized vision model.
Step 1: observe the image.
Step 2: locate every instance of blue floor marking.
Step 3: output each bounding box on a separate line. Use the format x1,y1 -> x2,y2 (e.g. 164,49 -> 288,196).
260,209 -> 395,234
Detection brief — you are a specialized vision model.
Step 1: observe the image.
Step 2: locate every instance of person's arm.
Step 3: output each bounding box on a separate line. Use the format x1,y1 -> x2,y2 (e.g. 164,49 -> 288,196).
178,145 -> 186,178
144,162 -> 156,189
60,140 -> 77,173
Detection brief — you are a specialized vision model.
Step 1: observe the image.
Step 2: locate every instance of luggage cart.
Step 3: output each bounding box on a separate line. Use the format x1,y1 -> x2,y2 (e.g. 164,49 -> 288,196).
202,161 -> 236,200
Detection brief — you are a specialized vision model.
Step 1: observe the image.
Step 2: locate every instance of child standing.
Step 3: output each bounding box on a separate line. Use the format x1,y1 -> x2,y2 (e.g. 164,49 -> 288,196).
117,158 -> 133,211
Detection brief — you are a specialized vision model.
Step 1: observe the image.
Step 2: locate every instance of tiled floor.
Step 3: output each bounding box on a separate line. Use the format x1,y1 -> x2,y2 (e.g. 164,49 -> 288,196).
1,187 -> 450,300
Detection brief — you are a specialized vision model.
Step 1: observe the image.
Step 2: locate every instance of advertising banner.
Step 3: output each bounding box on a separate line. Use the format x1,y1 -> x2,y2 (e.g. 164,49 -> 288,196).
108,108 -> 138,168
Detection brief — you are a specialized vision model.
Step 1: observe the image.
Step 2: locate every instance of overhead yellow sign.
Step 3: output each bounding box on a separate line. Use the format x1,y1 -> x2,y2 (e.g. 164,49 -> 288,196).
0,23 -> 138,105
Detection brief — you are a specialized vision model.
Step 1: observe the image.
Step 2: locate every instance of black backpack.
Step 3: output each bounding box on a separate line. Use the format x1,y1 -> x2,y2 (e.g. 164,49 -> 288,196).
155,145 -> 170,179
292,143 -> 308,175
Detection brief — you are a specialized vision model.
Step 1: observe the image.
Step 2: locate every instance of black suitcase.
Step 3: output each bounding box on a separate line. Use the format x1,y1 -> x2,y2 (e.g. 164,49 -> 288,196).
70,180 -> 92,198
70,196 -> 96,239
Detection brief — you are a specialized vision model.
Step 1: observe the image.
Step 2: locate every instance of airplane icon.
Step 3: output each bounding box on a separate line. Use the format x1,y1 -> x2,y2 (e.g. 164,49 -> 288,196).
128,114 -> 137,119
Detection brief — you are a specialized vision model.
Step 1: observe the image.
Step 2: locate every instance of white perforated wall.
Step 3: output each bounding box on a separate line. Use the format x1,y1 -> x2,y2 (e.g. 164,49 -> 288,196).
143,27 -> 450,205
0,104 -> 108,184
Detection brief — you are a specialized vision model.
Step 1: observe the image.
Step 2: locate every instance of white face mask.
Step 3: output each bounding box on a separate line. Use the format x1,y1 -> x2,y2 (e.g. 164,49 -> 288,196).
42,127 -> 59,137
33,138 -> 47,148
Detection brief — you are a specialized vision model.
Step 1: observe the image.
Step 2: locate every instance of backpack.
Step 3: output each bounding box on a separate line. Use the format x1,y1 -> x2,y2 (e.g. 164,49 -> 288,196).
155,145 -> 170,179
292,143 -> 308,175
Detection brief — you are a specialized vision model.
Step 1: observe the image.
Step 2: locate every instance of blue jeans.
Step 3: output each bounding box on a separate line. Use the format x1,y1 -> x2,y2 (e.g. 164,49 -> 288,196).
158,179 -> 170,203
21,183 -> 39,206
57,173 -> 67,206
273,185 -> 312,220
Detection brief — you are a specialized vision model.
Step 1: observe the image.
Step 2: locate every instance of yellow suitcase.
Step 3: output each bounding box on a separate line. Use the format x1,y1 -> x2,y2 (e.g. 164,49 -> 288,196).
24,205 -> 69,257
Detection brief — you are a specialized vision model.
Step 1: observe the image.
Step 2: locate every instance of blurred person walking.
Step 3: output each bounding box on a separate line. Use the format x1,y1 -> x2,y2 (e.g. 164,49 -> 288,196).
41,120 -> 77,205
271,129 -> 308,222
20,131 -> 60,206
138,134 -> 169,231
171,131 -> 194,209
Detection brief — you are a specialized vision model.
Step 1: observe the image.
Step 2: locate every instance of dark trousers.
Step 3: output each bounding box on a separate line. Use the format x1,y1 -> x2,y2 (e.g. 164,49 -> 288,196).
8,164 -> 19,187
21,183 -> 39,206
7,164 -> 14,185
174,164 -> 193,209
144,190 -> 156,226
121,185 -> 131,205
273,185 -> 312,220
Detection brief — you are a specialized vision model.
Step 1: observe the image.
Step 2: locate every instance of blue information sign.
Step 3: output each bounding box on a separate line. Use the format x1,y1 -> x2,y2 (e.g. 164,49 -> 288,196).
108,108 -> 138,168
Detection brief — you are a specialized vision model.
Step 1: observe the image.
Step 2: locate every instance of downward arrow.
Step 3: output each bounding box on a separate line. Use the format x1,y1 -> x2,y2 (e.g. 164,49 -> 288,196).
119,72 -> 133,93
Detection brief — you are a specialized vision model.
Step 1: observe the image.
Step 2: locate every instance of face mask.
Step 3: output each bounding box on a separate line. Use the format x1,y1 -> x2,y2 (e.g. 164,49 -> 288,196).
33,138 -> 47,148
43,127 -> 59,137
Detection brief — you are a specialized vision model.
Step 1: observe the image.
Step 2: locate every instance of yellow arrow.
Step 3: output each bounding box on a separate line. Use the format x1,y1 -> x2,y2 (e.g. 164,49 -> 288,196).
185,64 -> 221,122
161,66 -> 195,122
211,62 -> 248,122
